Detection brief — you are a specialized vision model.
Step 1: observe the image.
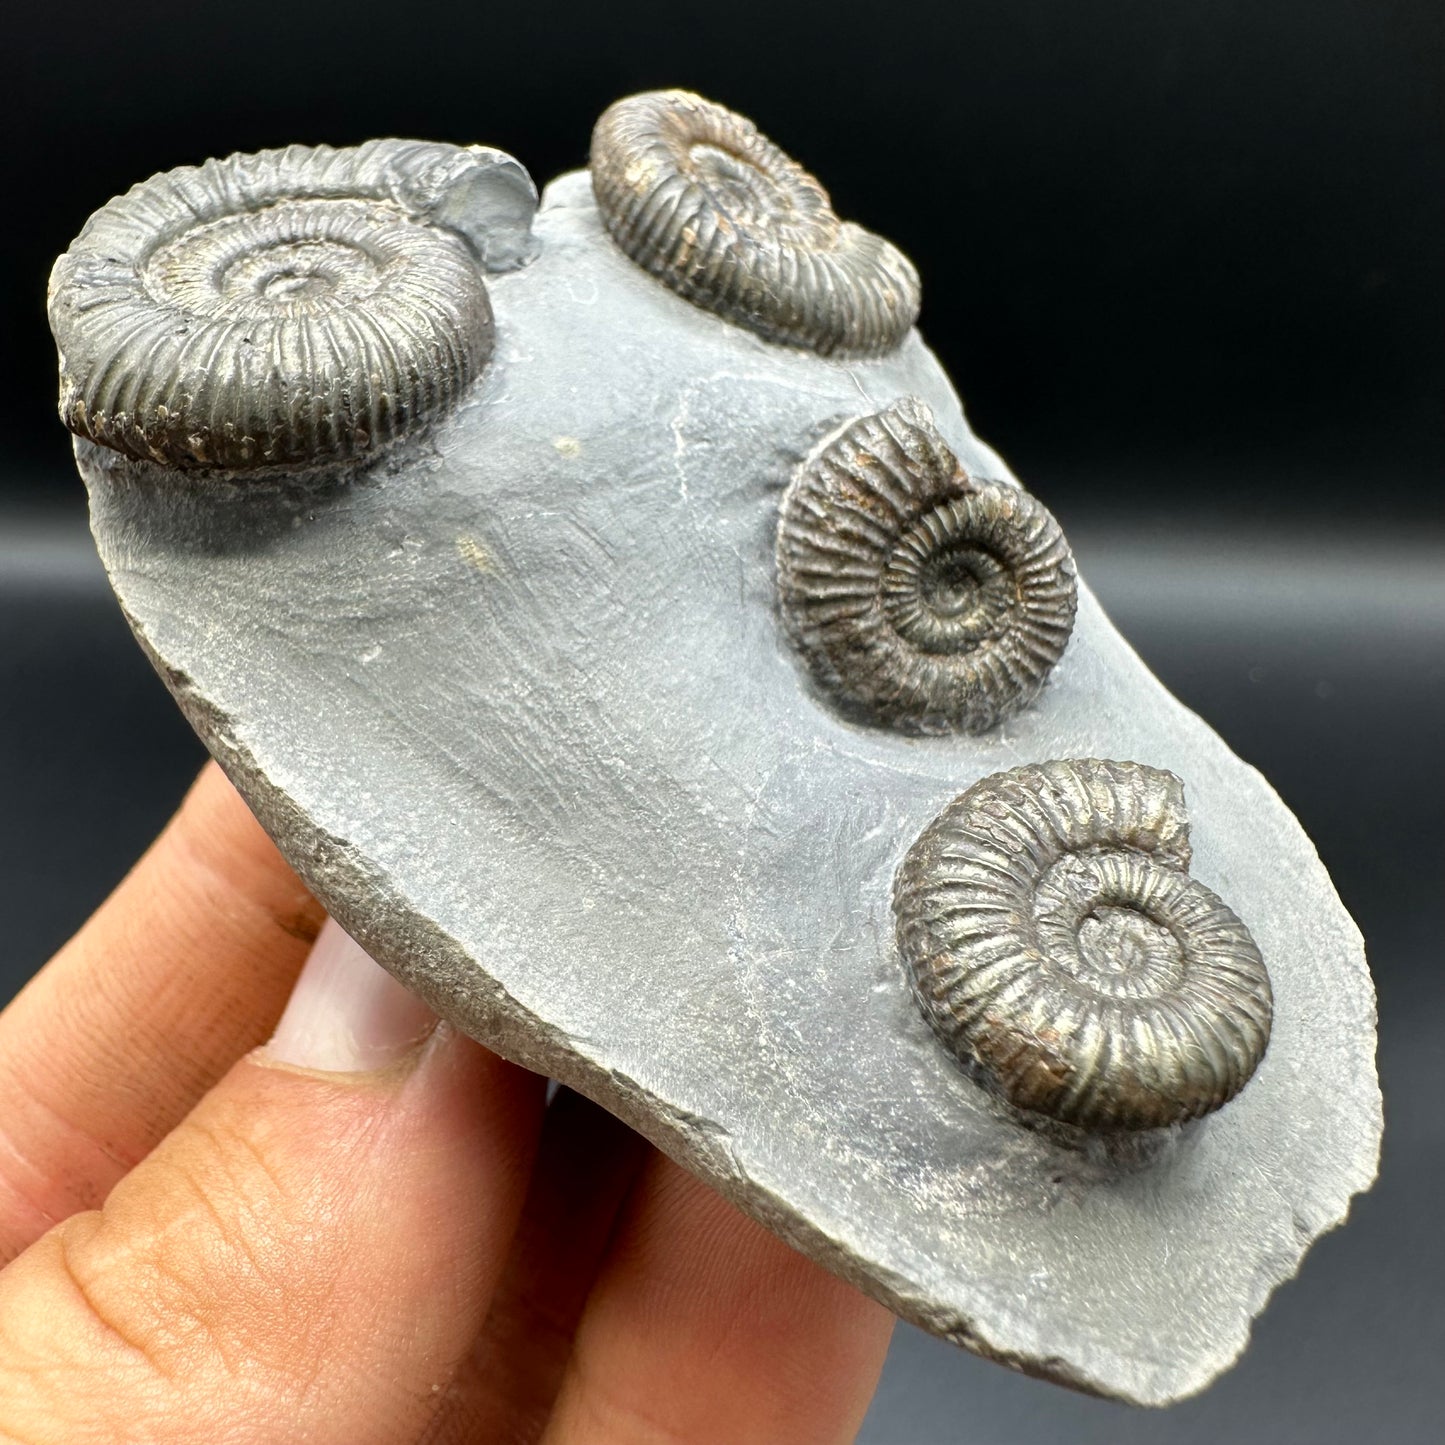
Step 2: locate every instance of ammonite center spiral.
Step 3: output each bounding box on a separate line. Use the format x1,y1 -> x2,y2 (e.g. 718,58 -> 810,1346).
47,140 -> 529,470
894,759 -> 1273,1132
590,89 -> 920,356
776,398 -> 1078,733
682,140 -> 830,244
142,200 -> 429,317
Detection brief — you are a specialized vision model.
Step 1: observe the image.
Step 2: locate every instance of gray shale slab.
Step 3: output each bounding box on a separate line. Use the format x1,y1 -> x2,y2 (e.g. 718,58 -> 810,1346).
75,170 -> 1381,1406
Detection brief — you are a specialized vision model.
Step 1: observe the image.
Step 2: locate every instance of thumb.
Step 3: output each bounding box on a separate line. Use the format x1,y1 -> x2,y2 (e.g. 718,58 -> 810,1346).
0,921 -> 545,1445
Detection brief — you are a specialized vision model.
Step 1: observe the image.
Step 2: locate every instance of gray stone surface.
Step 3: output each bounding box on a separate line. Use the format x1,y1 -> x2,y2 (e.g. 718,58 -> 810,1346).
74,169 -> 1380,1406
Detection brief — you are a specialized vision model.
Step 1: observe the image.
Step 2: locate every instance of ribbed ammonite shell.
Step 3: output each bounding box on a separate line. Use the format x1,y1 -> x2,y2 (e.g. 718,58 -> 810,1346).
589,89 -> 920,357
776,398 -> 1077,733
894,759 -> 1274,1133
47,140 -> 534,470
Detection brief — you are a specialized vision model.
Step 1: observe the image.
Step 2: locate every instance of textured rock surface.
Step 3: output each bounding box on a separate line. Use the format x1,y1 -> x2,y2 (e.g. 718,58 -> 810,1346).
74,169 -> 1381,1406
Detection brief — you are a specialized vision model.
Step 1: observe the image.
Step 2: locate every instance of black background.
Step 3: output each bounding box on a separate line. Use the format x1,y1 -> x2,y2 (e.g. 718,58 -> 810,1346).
3,0 -> 1440,512
1,2 -> 1442,1441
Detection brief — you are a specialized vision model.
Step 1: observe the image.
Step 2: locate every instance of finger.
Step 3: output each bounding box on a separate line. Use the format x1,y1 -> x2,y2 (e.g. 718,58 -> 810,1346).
0,762 -> 324,1260
540,1155 -> 896,1445
422,1089 -> 648,1444
0,921 -> 546,1445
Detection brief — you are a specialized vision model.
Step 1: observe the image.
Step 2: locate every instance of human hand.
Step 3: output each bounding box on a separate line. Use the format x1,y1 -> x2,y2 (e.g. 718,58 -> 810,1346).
0,764 -> 893,1442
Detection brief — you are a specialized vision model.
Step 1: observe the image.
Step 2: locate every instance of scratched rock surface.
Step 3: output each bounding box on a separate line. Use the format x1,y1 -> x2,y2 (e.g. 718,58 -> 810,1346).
75,170 -> 1381,1406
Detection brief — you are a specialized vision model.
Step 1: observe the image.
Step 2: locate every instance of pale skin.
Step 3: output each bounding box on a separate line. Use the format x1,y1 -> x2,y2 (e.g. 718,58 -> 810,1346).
0,764 -> 894,1443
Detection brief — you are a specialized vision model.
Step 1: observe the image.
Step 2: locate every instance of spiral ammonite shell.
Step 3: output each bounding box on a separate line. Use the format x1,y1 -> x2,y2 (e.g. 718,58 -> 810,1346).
894,759 -> 1274,1132
776,398 -> 1077,733
589,90 -> 920,357
47,140 -> 533,470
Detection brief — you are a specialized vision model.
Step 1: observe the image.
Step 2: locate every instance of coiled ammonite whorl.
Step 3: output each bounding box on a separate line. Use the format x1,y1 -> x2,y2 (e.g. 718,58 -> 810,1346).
776,398 -> 1077,733
589,90 -> 920,357
894,759 -> 1274,1133
47,140 -> 536,470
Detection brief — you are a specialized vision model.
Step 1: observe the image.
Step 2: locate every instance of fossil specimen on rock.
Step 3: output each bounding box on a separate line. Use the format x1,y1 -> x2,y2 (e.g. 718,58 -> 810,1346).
45,89 -> 1380,1407
777,398 -> 1077,733
47,141 -> 534,470
590,89 -> 919,356
895,758 -> 1273,1133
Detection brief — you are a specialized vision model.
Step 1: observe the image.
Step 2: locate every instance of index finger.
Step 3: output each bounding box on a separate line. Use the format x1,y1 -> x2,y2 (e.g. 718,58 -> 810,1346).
0,762 -> 323,1261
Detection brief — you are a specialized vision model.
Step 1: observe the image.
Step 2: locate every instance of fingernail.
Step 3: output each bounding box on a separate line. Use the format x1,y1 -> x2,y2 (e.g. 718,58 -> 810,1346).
265,917 -> 437,1073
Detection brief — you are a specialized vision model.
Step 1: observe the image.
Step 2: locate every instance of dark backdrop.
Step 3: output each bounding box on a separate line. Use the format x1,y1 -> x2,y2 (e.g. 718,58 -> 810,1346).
3,0 -> 1441,514
2,4 -> 1442,1442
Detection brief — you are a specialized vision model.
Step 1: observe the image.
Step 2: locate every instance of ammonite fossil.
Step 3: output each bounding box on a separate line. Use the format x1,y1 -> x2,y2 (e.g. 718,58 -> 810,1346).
894,759 -> 1273,1132
590,89 -> 920,357
776,397 -> 1077,733
47,140 -> 535,470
